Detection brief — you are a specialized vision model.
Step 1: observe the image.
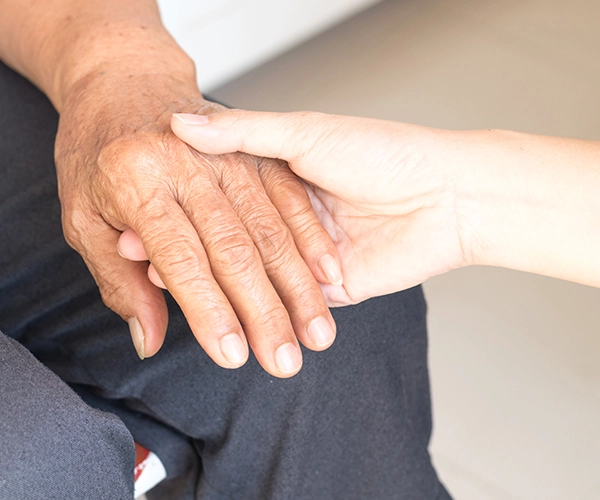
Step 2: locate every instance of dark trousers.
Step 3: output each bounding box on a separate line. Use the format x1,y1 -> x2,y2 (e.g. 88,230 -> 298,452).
0,61 -> 451,500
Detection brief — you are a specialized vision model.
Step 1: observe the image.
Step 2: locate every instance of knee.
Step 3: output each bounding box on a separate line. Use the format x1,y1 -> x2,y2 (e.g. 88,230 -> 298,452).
1,395 -> 135,500
0,336 -> 135,499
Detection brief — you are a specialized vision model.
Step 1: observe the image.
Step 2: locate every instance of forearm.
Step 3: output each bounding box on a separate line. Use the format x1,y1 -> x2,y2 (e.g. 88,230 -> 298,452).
451,129 -> 600,287
0,0 -> 198,110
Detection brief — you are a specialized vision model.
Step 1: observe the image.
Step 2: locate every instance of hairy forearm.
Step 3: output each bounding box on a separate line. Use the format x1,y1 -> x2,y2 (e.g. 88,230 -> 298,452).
450,129 -> 600,287
0,0 -> 197,110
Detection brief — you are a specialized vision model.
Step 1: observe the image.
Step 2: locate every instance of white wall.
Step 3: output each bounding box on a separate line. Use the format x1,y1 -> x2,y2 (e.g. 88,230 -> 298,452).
157,0 -> 382,91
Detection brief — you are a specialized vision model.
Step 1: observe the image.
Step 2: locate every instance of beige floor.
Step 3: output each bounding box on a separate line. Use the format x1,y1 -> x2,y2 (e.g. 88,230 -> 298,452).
211,1 -> 600,499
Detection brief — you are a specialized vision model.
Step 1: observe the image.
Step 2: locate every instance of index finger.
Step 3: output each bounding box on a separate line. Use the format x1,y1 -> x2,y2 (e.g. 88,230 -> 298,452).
126,195 -> 251,371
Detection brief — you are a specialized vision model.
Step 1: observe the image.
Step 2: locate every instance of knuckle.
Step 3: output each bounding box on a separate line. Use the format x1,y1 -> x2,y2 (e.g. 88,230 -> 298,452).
164,271 -> 204,293
281,201 -> 317,230
259,160 -> 298,189
247,305 -> 291,336
93,136 -> 174,209
280,272 -> 323,310
155,258 -> 206,293
208,233 -> 258,276
61,211 -> 85,249
187,298 -> 237,335
268,178 -> 308,210
61,206 -> 101,253
127,195 -> 171,230
288,213 -> 326,247
259,165 -> 312,209
96,135 -> 149,170
249,218 -> 295,265
145,234 -> 202,274
294,282 -> 324,312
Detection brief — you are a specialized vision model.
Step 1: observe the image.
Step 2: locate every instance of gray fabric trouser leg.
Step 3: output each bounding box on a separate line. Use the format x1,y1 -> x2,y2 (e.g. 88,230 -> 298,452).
0,332 -> 134,499
0,59 -> 452,500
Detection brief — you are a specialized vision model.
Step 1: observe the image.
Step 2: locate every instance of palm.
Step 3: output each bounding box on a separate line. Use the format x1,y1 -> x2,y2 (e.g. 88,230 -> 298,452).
295,122 -> 465,306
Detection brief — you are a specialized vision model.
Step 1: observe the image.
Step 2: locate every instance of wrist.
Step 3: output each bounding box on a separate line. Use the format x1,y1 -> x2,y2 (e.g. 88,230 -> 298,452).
446,129 -> 517,270
51,21 -> 198,111
446,128 -> 600,286
55,70 -> 213,171
418,128 -> 483,271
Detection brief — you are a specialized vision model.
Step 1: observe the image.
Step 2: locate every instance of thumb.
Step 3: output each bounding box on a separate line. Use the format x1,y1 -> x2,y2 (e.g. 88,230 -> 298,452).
171,110 -> 327,168
76,218 -> 169,359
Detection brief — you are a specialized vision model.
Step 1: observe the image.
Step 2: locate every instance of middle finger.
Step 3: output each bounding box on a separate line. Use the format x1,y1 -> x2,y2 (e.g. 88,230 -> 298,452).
219,154 -> 337,353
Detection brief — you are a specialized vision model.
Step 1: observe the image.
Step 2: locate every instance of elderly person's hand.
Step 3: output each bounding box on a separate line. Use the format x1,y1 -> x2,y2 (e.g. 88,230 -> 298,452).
57,90 -> 339,378
1,1 -> 339,378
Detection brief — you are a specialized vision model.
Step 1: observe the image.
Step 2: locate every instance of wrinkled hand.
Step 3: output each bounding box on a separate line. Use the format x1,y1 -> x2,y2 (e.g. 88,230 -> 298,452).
55,75 -> 340,378
167,111 -> 469,306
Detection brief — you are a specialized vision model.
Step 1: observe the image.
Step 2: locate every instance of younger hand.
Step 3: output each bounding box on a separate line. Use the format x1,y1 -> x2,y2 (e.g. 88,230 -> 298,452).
169,111 -> 468,306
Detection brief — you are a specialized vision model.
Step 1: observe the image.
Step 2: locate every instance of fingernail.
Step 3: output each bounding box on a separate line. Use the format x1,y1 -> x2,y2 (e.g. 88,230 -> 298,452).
128,317 -> 145,360
173,113 -> 209,125
319,254 -> 343,285
275,343 -> 302,373
220,333 -> 248,366
307,316 -> 336,348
